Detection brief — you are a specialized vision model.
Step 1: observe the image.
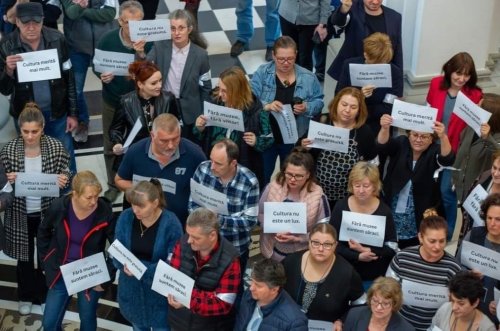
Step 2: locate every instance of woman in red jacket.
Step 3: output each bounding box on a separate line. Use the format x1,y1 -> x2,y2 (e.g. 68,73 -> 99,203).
426,52 -> 483,240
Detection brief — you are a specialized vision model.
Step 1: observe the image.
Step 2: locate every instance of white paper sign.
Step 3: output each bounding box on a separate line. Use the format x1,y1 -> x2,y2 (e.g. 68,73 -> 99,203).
391,100 -> 438,133
308,319 -> 334,331
306,121 -> 350,153
132,174 -> 176,195
107,239 -> 147,280
453,91 -> 492,137
430,326 -> 443,331
462,185 -> 488,227
129,19 -> 170,42
15,172 -> 59,197
60,253 -> 111,296
203,101 -> 245,132
460,241 -> 500,280
349,63 -> 392,88
152,260 -> 194,308
401,279 -> 448,309
338,211 -> 386,247
93,49 -> 135,76
263,202 -> 307,234
270,104 -> 299,144
123,118 -> 143,153
16,49 -> 61,83
190,179 -> 229,215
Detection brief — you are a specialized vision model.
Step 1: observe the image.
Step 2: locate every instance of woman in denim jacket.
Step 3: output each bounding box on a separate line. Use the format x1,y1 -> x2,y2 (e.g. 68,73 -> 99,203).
251,36 -> 324,186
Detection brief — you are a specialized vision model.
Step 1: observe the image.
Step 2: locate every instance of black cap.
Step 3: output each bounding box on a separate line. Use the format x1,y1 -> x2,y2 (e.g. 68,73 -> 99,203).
16,2 -> 44,24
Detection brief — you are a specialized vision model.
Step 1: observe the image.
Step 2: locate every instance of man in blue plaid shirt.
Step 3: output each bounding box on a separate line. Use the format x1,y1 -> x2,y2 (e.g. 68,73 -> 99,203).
188,138 -> 259,273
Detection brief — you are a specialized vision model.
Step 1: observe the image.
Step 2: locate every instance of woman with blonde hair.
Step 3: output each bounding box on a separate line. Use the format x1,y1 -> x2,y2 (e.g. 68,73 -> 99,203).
1,102 -> 70,315
344,277 -> 415,331
301,87 -> 377,208
335,32 -> 404,134
330,161 -> 397,285
38,170 -> 114,330
194,66 -> 273,185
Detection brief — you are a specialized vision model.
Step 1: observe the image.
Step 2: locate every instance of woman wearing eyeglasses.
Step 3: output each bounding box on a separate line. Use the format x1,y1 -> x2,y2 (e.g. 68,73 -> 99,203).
251,36 -> 324,186
344,277 -> 415,331
377,114 -> 454,249
282,222 -> 365,330
259,147 -> 330,262
330,161 -> 397,285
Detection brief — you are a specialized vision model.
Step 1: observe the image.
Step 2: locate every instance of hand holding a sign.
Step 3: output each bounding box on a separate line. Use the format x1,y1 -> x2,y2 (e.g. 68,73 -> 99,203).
488,300 -> 496,316
5,54 -> 23,77
349,239 -> 378,262
122,264 -> 134,277
300,138 -> 313,150
292,100 -> 307,115
132,39 -> 147,56
480,122 -> 491,139
361,84 -> 376,98
57,174 -> 69,188
168,294 -> 185,309
112,143 -> 125,155
6,172 -> 16,184
264,100 -> 284,112
275,232 -> 302,243
195,115 -> 207,132
100,72 -> 115,84
242,132 -> 257,147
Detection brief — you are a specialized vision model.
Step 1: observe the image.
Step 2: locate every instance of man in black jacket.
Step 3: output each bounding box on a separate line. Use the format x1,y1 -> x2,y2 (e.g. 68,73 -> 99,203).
0,2 -> 78,174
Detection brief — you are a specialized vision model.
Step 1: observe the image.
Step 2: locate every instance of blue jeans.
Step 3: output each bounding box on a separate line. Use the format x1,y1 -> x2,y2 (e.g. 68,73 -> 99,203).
132,325 -> 170,331
43,279 -> 103,331
262,143 -> 294,185
14,113 -> 77,175
440,169 -> 457,240
236,0 -> 281,46
70,50 -> 91,125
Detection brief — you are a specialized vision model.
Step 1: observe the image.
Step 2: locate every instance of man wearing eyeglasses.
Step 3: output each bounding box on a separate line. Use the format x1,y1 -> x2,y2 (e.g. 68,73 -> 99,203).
188,138 -> 259,276
92,0 -> 152,202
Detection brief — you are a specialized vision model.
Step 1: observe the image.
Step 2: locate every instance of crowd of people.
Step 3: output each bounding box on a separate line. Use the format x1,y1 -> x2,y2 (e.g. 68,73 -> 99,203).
1,0 -> 500,330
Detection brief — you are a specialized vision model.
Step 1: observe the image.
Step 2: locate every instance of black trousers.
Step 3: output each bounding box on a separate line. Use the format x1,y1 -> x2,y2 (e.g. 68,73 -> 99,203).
17,212 -> 47,303
279,16 -> 317,71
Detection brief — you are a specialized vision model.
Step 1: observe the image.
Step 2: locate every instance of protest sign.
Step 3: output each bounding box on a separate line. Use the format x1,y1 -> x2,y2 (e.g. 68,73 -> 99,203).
60,253 -> 110,296
338,211 -> 386,247
391,99 -> 437,133
15,173 -> 59,197
190,179 -> 229,215
17,49 -> 60,82
152,260 -> 194,308
306,121 -> 350,153
108,239 -> 147,280
263,202 -> 307,234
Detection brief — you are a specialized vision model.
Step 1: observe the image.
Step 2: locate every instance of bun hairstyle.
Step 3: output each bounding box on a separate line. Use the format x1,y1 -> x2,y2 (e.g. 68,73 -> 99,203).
128,60 -> 160,91
419,208 -> 448,236
18,102 -> 45,128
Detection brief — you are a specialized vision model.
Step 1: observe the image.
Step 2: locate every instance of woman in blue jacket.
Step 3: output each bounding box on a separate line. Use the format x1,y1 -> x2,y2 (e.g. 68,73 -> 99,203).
114,179 -> 182,331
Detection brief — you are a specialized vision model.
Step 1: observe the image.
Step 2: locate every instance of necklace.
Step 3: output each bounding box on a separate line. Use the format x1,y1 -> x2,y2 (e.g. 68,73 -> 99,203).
139,221 -> 149,238
138,210 -> 161,238
450,310 -> 476,331
302,251 -> 334,282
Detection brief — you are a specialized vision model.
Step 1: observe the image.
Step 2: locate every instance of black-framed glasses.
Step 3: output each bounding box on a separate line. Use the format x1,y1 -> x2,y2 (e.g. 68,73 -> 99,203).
310,240 -> 335,250
284,172 -> 306,180
275,57 -> 295,64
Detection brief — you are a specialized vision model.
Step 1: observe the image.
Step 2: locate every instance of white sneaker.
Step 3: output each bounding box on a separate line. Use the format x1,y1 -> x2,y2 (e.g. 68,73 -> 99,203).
19,301 -> 32,315
73,122 -> 89,143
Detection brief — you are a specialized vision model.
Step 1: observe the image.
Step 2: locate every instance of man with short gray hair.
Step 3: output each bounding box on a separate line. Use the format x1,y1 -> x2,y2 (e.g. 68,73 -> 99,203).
168,208 -> 241,331
93,0 -> 152,201
115,114 -> 206,224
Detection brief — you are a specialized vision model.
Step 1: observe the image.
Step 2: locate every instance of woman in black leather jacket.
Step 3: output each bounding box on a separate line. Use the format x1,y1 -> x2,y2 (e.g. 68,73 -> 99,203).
109,60 -> 179,156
